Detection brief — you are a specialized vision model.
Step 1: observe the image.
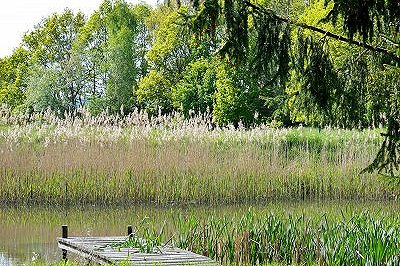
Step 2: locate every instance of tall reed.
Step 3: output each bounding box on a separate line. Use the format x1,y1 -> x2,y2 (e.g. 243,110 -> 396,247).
0,107 -> 395,205
134,210 -> 400,266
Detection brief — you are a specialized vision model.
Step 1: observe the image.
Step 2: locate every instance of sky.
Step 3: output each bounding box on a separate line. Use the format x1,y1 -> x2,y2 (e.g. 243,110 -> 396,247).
0,0 -> 159,58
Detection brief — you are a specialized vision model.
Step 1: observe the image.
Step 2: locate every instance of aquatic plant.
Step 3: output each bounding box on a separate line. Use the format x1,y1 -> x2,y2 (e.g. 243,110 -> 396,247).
163,210 -> 400,265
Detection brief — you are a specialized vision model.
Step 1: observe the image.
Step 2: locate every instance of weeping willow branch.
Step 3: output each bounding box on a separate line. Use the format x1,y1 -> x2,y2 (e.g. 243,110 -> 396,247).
244,1 -> 400,63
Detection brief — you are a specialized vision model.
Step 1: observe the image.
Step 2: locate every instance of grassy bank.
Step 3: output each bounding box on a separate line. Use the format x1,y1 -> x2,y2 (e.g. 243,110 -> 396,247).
0,109 -> 395,205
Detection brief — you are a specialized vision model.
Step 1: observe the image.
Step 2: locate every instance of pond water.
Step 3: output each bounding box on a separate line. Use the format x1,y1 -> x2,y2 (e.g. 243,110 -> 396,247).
0,201 -> 399,265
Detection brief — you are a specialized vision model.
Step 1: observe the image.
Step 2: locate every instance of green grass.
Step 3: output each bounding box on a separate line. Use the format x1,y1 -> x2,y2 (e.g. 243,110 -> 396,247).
0,110 -> 396,205
122,210 -> 400,265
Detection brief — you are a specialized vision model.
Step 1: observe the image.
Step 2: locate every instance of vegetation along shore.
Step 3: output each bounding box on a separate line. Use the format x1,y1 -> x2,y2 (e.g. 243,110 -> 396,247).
0,109 -> 396,205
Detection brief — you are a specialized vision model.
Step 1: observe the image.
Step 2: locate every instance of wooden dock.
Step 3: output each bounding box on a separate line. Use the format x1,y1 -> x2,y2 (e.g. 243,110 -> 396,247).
58,225 -> 218,265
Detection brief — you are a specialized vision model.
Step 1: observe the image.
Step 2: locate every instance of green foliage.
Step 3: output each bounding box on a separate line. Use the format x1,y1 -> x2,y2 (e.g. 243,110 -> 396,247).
252,15 -> 291,92
79,0 -> 149,115
22,9 -> 85,66
20,9 -> 86,113
324,0 -> 400,41
0,0 -> 397,126
19,0 -> 152,116
0,47 -> 30,109
292,33 -> 341,126
146,6 -> 192,78
73,1 -> 111,114
102,1 -> 138,114
192,0 -> 220,41
24,66 -> 69,113
213,61 -> 256,125
0,83 -> 24,109
362,65 -> 400,181
219,0 -> 249,63
136,70 -> 173,115
141,5 -> 217,117
173,58 -> 216,115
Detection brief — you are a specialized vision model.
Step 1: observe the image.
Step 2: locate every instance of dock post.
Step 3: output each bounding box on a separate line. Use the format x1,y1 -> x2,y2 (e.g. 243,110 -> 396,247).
62,225 -> 68,261
128,225 -> 133,238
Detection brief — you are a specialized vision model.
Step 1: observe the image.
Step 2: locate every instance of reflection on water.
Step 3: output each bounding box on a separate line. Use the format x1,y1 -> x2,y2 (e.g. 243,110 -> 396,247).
0,254 -> 14,266
0,201 -> 399,265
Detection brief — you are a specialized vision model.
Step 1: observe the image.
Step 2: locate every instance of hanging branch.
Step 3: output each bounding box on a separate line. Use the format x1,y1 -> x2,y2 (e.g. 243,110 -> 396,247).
242,0 -> 400,180
244,0 -> 400,63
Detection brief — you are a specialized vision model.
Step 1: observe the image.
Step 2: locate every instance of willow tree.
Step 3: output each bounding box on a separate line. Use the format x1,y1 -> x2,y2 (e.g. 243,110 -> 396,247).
180,0 -> 400,180
23,9 -> 86,113
74,0 -> 152,115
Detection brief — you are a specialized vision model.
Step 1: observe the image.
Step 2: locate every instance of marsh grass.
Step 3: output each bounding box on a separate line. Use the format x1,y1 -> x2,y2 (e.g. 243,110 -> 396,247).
0,108 -> 396,205
134,210 -> 400,266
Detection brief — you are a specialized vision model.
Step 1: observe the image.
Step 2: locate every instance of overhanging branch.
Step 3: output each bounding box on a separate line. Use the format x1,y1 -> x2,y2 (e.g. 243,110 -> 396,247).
244,0 -> 400,62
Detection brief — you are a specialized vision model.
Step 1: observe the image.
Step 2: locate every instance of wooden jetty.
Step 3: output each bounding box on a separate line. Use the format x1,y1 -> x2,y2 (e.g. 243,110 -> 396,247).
58,225 -> 218,265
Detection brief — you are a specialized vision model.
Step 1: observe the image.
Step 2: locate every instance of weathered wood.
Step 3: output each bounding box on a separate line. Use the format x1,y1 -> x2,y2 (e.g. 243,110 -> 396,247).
59,242 -> 112,265
58,236 -> 218,265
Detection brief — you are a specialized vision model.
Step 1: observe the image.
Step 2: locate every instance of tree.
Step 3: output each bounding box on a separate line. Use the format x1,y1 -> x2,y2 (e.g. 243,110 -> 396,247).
183,0 -> 400,179
213,60 -> 254,125
74,0 -> 152,115
23,9 -> 86,67
25,66 -> 68,113
136,70 -> 173,115
172,58 -> 216,116
0,47 -> 30,109
137,5 -> 212,115
22,9 -> 86,113
73,0 -> 112,114
322,0 -> 400,179
145,6 -> 193,81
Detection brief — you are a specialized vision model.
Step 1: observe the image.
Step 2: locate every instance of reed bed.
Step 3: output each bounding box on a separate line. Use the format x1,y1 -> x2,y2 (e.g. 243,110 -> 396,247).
131,210 -> 400,266
0,107 -> 395,205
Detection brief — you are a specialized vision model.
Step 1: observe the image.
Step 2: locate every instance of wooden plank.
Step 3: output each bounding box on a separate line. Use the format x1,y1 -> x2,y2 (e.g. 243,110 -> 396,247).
58,236 -> 218,265
98,250 -> 211,256
103,254 -> 211,260
130,261 -> 216,265
58,242 -> 111,265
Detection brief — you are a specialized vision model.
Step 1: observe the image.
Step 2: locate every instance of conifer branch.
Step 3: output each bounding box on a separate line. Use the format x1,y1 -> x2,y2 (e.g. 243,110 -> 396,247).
244,1 -> 400,62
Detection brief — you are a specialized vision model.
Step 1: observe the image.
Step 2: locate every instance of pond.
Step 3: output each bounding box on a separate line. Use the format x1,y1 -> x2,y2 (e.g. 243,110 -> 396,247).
0,200 -> 399,265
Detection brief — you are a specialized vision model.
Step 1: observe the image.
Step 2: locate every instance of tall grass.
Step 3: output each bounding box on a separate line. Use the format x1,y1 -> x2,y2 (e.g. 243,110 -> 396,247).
0,107 -> 395,205
70,208 -> 400,265
130,210 -> 400,266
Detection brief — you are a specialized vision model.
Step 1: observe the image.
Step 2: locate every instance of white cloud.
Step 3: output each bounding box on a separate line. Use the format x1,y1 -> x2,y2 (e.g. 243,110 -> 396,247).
0,0 -> 159,58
